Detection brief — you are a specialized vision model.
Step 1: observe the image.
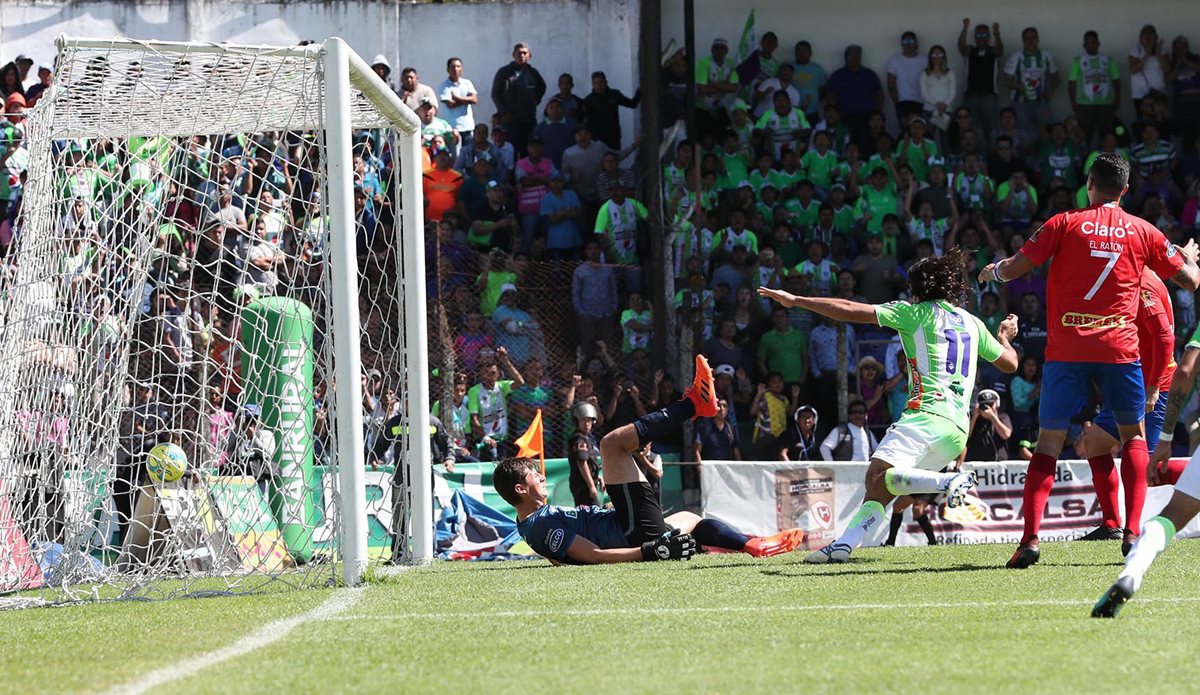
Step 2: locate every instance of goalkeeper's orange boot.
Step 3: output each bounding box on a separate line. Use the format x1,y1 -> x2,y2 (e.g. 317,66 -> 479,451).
685,354 -> 719,418
744,529 -> 806,558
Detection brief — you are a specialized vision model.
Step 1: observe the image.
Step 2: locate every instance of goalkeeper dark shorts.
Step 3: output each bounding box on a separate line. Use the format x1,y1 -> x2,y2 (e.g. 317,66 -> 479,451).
608,482 -> 669,546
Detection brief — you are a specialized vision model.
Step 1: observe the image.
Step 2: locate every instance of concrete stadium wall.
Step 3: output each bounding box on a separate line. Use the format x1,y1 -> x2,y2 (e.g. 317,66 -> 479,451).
663,0 -> 1200,128
0,0 -> 641,138
1,0 -> 1195,137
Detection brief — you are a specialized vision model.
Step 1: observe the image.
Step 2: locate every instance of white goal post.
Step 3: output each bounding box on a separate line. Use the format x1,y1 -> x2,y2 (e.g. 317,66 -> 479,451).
0,34 -> 431,605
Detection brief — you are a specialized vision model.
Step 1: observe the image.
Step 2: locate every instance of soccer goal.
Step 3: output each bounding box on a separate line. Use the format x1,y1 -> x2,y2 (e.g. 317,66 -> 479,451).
0,35 -> 432,607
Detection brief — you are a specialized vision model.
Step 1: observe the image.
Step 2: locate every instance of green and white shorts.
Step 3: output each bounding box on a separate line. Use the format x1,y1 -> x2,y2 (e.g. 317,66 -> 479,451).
873,412 -> 967,471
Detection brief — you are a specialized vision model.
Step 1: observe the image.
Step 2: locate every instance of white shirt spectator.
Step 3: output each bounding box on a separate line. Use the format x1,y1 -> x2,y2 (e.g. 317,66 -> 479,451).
820,421 -> 878,461
438,76 -> 478,132
754,79 -> 800,118
887,53 -> 928,103
1129,43 -> 1167,99
920,70 -> 957,128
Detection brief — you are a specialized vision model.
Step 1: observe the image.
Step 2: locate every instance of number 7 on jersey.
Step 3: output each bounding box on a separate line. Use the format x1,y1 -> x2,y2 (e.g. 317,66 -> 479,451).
1085,250 -> 1120,301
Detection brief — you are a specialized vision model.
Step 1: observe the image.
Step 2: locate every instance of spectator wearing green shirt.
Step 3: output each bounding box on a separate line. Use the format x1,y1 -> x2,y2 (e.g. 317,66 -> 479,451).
852,166 -> 901,234
828,184 -> 858,233
1034,122 -> 1082,191
594,181 -> 648,293
783,179 -> 820,233
895,116 -> 939,182
755,89 -> 811,160
696,38 -> 740,139
476,250 -> 517,317
793,239 -> 839,296
467,346 -> 526,461
620,292 -> 653,356
996,170 -> 1038,228
716,132 -> 751,192
748,152 -> 786,199
1068,31 -> 1121,146
769,222 -> 804,268
758,307 -> 808,384
508,358 -> 553,444
713,209 -> 759,259
801,130 -> 839,196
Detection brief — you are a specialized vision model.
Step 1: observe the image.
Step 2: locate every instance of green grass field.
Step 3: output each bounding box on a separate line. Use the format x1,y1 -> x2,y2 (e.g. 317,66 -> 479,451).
5,539 -> 1200,694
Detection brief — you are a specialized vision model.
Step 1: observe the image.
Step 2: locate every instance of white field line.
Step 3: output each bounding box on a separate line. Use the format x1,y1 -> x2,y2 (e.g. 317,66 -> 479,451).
329,595 -> 1200,621
104,588 -> 364,695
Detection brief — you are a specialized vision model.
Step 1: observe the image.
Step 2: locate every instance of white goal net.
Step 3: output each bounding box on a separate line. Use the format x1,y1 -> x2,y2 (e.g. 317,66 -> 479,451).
0,36 -> 431,607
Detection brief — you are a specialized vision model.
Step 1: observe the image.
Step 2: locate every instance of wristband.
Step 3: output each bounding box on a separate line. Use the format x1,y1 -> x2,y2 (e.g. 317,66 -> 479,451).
1160,432 -> 1173,444
990,264 -> 1008,284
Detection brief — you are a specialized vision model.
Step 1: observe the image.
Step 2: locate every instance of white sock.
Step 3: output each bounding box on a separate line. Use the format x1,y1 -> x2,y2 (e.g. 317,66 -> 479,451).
1118,517 -> 1174,592
836,500 -> 886,549
884,468 -> 954,496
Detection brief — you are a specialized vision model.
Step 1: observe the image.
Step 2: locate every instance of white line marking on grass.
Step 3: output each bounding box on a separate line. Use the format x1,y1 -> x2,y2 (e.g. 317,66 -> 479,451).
106,588 -> 364,695
330,596 -> 1200,621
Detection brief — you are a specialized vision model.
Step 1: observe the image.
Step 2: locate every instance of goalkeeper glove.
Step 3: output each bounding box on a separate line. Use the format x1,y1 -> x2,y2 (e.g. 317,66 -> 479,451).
640,528 -> 698,561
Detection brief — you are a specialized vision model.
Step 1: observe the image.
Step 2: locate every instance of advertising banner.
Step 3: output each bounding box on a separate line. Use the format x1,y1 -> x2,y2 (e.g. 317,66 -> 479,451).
701,459 -> 1200,546
208,476 -> 287,572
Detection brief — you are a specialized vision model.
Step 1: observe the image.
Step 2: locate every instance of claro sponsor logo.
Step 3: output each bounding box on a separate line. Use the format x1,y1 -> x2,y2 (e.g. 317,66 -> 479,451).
1080,220 -> 1133,237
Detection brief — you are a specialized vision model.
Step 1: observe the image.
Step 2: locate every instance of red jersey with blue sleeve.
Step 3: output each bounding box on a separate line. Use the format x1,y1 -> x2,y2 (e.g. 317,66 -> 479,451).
1019,202 -> 1184,363
1137,269 -> 1176,392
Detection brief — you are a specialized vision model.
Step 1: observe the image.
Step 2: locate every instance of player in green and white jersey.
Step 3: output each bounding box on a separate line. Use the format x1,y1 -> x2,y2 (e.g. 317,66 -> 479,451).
759,248 -> 1019,563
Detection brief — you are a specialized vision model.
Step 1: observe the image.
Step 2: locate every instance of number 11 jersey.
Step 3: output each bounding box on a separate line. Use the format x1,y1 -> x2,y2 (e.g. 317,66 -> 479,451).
875,300 -> 1003,433
1021,202 -> 1183,364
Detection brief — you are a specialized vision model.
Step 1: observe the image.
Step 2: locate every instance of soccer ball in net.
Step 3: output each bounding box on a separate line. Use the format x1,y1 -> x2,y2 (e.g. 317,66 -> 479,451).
146,443 -> 189,484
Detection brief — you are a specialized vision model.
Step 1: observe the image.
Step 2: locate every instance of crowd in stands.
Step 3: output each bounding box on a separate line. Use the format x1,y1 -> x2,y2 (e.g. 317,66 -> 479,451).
416,22 -> 1200,469
3,18 -> 1200,500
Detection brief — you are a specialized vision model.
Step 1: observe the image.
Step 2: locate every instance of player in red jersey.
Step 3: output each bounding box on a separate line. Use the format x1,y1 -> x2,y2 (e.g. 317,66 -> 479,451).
978,153 -> 1200,569
1077,269 -> 1175,555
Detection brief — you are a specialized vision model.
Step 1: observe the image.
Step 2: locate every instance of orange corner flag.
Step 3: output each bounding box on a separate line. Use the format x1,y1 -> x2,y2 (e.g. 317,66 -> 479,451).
514,409 -> 545,474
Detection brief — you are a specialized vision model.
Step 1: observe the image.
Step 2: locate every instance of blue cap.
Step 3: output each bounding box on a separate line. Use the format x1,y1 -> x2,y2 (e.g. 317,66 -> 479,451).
243,404 -> 263,418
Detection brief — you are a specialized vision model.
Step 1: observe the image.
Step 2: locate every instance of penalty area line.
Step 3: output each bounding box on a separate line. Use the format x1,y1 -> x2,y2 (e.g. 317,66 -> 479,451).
105,588 -> 364,695
330,595 -> 1200,621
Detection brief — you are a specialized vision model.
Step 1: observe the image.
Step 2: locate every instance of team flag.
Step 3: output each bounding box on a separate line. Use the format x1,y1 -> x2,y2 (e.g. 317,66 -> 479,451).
514,409 -> 545,474
737,9 -> 757,64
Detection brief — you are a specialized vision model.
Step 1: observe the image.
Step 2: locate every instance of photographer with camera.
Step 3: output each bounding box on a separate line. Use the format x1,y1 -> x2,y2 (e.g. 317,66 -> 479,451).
964,388 -> 1013,461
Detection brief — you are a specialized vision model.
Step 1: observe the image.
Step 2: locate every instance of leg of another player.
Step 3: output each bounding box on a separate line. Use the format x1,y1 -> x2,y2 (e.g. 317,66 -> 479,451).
884,496 -> 914,546
1115,423 -> 1150,551
1082,425 -> 1123,535
1094,486 -> 1200,618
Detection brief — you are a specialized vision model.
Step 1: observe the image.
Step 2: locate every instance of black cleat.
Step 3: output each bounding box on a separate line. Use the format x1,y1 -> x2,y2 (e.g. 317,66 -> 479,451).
1092,576 -> 1136,618
1121,529 -> 1139,558
1079,525 -> 1123,541
1006,539 -> 1041,569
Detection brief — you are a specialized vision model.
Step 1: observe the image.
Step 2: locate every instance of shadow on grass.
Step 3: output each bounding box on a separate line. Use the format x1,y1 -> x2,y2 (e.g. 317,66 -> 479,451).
758,562 -> 996,578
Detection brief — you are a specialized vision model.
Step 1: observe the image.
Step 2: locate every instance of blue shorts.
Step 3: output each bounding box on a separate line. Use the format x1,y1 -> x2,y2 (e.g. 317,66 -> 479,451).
1094,388 -> 1169,451
1039,361 -> 1146,431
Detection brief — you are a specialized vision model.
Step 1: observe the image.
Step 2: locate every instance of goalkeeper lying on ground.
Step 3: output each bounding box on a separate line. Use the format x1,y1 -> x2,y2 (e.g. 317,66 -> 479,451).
493,355 -> 804,564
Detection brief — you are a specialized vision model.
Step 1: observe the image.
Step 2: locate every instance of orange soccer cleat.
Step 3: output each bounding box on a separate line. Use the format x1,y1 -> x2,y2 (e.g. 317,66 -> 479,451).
744,528 -> 806,558
685,354 -> 719,418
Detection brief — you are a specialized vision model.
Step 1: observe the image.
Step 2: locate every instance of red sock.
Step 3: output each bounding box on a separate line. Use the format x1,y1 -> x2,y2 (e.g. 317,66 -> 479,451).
1120,439 -> 1149,536
1087,454 -> 1122,529
1022,453 -> 1058,544
1154,459 -> 1187,487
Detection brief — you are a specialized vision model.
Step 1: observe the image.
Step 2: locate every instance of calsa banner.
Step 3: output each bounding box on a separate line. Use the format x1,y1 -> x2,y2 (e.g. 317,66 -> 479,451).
699,459 -> 1200,547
